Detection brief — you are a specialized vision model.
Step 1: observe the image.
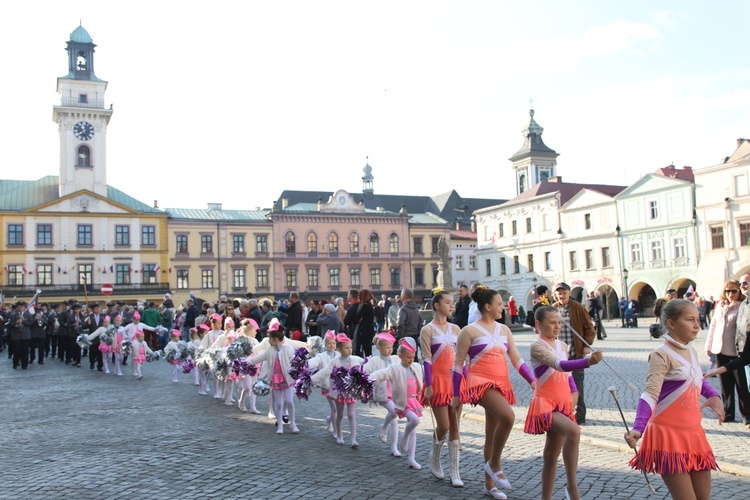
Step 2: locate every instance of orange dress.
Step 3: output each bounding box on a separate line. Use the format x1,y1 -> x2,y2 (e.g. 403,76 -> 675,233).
465,322 -> 516,405
421,321 -> 467,407
524,338 -> 577,434
630,343 -> 718,474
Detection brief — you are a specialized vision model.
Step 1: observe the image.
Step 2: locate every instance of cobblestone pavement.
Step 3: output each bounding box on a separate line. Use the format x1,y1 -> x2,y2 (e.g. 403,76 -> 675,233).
1,323 -> 749,500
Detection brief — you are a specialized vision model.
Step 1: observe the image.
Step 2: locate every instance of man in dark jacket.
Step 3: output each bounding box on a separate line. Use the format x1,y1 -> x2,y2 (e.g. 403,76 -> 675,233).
452,284 -> 471,328
10,301 -> 33,369
343,289 -> 360,338
285,292 -> 304,340
396,288 -> 423,348
86,302 -> 105,370
184,299 -> 199,335
247,299 -> 264,328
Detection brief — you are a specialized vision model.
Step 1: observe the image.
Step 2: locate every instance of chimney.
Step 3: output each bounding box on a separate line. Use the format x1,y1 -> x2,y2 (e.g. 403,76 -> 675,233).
470,217 -> 476,232
153,200 -> 159,209
207,203 -> 222,210
548,176 -> 562,183
317,197 -> 323,210
399,204 -> 408,215
455,219 -> 462,230
282,198 -> 289,209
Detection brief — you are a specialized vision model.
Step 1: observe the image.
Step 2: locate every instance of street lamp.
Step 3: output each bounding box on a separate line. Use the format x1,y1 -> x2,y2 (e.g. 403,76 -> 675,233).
531,276 -> 538,290
622,268 -> 629,299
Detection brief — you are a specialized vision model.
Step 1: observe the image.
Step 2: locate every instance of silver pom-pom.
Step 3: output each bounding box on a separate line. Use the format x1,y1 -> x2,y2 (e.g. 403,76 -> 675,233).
306,336 -> 324,357
252,379 -> 270,396
76,334 -> 91,348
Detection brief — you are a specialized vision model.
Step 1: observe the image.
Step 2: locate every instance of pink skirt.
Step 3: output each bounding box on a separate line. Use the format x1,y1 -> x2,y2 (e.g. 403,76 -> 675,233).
396,397 -> 423,418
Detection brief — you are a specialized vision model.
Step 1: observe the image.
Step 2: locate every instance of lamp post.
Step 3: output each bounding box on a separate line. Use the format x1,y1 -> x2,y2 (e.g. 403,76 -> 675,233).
622,268 -> 629,299
532,276 -> 538,291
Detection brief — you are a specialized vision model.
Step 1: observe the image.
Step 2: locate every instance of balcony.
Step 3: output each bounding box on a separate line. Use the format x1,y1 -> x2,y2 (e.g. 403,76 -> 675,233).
2,282 -> 171,298
58,98 -> 106,109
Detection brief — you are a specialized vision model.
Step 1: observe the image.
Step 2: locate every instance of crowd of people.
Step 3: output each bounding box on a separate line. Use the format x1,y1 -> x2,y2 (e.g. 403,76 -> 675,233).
3,274 -> 748,500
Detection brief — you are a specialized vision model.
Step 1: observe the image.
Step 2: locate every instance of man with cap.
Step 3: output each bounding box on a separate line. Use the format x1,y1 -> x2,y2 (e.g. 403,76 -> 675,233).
9,301 -> 33,369
64,302 -> 83,367
553,282 -> 596,424
47,303 -> 60,359
86,302 -> 105,370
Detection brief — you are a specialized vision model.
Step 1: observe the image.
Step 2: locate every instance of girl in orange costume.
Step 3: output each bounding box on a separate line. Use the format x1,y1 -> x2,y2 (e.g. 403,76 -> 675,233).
625,299 -> 724,500
452,286 -> 536,500
524,306 -> 603,500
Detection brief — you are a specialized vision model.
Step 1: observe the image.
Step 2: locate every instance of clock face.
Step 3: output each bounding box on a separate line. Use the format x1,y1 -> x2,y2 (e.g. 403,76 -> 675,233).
73,121 -> 94,141
337,195 -> 347,206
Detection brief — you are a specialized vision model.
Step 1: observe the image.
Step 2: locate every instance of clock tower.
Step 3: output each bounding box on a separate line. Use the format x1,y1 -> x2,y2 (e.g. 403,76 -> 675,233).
53,24 -> 113,198
509,108 -> 558,196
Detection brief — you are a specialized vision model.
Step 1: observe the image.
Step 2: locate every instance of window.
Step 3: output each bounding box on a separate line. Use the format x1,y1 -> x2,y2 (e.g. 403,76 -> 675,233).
370,268 -> 381,286
673,238 -> 686,259
176,234 -> 188,253
78,264 -> 93,285
500,257 -> 507,275
469,255 -> 477,269
76,145 -> 91,167
485,259 -> 492,277
142,225 -> 156,246
256,268 -> 269,289
37,224 -> 52,246
79,93 -> 88,104
431,237 -> 440,254
256,235 -> 268,254
498,223 -> 504,238
350,268 -> 361,287
542,213 -> 550,231
545,251 -> 552,271
527,254 -> 534,272
740,222 -> 750,246
37,264 -> 52,285
285,231 -> 296,254
415,267 -> 425,285
649,200 -> 659,220
329,268 -> 340,287
77,224 -> 92,246
115,264 -> 130,284
7,224 -> 23,246
526,217 -> 532,233
513,255 -> 520,274
200,235 -> 213,254
232,235 -> 245,254
651,240 -> 663,261
115,225 -> 130,246
370,233 -> 380,254
413,237 -> 423,255
307,232 -> 318,255
601,247 -> 611,268
584,213 -> 592,230
512,220 -> 518,236
176,270 -> 189,289
734,173 -> 749,197
308,268 -> 318,288
585,249 -> 594,269
328,232 -> 339,256
630,243 -> 642,263
202,269 -> 214,289
455,255 -> 464,269
710,226 -> 724,250
540,169 -> 551,182
389,233 -> 399,254
519,173 -> 526,193
569,251 -> 578,271
7,265 -> 23,285
286,269 -> 297,288
233,268 -> 245,289
349,233 -> 359,255
142,264 -> 157,284
390,268 -> 401,286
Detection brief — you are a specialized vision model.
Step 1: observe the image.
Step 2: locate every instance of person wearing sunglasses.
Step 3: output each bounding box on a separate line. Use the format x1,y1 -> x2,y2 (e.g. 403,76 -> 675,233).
705,279 -> 750,426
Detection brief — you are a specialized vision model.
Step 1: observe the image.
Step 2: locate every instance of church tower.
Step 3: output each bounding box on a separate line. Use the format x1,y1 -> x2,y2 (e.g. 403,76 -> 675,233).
53,24 -> 113,198
362,157 -> 374,196
509,108 -> 558,195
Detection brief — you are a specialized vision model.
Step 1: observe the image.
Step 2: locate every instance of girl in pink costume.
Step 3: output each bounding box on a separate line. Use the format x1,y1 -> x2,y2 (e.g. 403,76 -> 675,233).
131,330 -> 153,380
163,330 -> 183,383
111,315 -> 126,376
307,330 -> 340,434
363,332 -> 401,457
88,316 -> 113,375
236,319 -> 261,414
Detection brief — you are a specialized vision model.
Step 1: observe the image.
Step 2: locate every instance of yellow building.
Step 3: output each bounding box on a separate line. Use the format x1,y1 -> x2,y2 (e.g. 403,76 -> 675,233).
0,25 -> 169,305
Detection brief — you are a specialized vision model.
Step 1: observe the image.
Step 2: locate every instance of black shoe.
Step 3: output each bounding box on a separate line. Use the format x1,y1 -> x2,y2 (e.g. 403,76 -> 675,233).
12,365 -> 17,369
97,367 -> 103,372
282,416 -> 289,424
22,366 -> 27,370
122,361 -> 127,366
90,365 -> 94,370
65,361 -> 70,365
38,361 -> 44,365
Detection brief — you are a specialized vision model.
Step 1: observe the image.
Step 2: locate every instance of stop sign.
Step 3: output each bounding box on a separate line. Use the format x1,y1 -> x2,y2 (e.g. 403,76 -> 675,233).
101,283 -> 114,296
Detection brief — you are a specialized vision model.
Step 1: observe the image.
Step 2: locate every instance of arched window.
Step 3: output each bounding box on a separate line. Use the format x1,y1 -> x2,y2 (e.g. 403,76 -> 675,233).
369,233 -> 380,255
328,231 -> 339,256
77,145 -> 91,167
389,233 -> 399,254
76,51 -> 87,71
519,173 -> 526,193
349,232 -> 360,255
285,231 -> 296,254
307,232 -> 317,255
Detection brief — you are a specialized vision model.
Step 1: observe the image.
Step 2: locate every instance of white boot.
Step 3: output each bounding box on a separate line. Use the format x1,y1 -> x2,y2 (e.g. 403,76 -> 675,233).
448,440 -> 464,487
429,438 -> 445,479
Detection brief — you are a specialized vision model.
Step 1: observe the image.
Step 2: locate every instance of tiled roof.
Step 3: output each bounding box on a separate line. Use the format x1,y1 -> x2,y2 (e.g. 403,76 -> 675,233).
166,208 -> 269,221
450,229 -> 478,240
409,212 -> 448,225
486,180 -> 626,211
277,203 -> 400,216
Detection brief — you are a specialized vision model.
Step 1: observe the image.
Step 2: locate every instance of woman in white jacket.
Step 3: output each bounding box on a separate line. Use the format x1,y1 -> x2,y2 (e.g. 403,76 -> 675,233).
369,337 -> 424,470
363,331 -> 401,456
307,330 -> 340,434
245,322 -> 299,434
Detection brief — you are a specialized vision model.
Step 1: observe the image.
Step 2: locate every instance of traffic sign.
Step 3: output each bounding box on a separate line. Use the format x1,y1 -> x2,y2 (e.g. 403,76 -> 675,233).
101,283 -> 114,296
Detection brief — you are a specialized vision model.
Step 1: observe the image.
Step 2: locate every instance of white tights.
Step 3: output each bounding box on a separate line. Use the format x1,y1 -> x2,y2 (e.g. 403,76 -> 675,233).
102,353 -> 110,374
402,411 -> 421,465
133,362 -> 143,378
223,380 -> 235,404
171,364 -> 180,382
238,375 -> 259,412
213,374 -> 223,398
114,353 -> 123,376
380,401 -> 400,453
199,370 -> 210,394
326,396 -> 337,433
335,401 -> 357,444
193,367 -> 200,386
272,387 -> 296,433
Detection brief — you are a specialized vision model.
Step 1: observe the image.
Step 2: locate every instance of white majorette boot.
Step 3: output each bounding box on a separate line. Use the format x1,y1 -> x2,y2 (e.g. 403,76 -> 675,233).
429,438 -> 445,479
448,440 -> 464,487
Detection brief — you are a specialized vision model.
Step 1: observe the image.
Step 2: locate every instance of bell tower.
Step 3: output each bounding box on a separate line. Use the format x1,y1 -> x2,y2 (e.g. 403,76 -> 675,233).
509,108 -> 558,196
53,24 -> 113,198
362,157 -> 374,196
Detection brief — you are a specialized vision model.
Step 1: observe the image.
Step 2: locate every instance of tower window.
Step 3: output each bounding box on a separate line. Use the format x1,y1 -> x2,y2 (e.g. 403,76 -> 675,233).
77,145 -> 91,167
519,174 -> 526,194
76,51 -> 87,71
79,94 -> 88,104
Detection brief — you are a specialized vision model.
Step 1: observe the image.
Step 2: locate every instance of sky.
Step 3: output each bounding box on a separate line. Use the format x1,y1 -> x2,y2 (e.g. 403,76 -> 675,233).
1,1 -> 749,211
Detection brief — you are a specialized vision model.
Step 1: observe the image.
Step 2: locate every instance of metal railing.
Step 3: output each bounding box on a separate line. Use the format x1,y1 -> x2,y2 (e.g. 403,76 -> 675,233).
2,282 -> 170,298
58,98 -> 106,109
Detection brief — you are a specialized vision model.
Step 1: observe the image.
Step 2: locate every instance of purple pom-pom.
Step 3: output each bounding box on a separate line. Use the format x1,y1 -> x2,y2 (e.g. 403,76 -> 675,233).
331,366 -> 349,395
294,366 -> 313,401
344,364 -> 375,402
289,347 -> 309,380
182,358 -> 196,374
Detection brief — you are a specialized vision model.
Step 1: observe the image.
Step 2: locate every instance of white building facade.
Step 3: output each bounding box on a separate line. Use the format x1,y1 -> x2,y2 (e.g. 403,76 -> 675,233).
450,229 -> 480,288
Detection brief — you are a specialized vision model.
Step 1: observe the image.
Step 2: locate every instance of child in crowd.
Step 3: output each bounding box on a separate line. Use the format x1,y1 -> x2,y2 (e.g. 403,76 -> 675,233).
189,328 -> 201,386
525,306 -> 603,500
211,317 -> 238,405
88,316 -> 113,375
312,333 -> 365,447
363,332 -> 401,456
131,330 -> 153,380
236,319 -> 261,414
202,314 -> 225,399
112,315 -> 126,376
307,330 -> 340,434
164,329 -> 183,383
369,337 -> 424,469
196,324 -> 211,395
